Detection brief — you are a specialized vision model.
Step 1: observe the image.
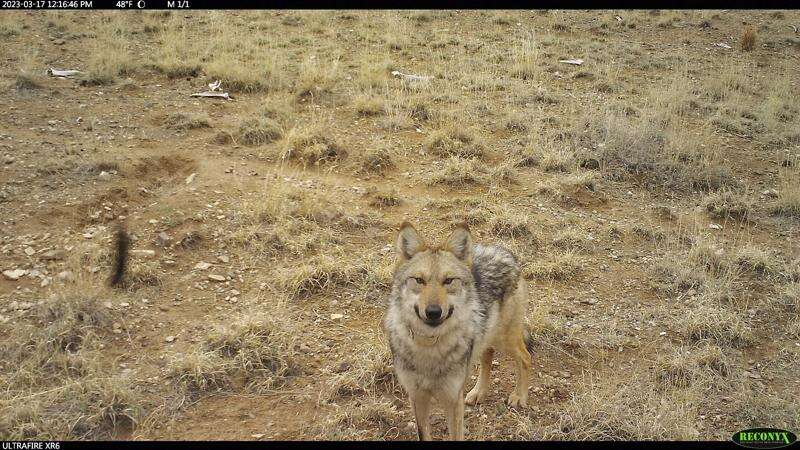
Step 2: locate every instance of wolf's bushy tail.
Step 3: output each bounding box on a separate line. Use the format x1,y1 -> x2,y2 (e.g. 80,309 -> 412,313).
109,224 -> 130,287
523,325 -> 535,355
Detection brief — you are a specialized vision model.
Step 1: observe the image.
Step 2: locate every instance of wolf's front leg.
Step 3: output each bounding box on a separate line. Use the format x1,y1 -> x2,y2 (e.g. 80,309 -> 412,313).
410,391 -> 432,441
443,387 -> 465,441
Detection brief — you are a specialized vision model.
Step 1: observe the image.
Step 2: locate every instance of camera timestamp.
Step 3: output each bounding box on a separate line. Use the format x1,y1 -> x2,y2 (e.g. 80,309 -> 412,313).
1,0 -> 92,8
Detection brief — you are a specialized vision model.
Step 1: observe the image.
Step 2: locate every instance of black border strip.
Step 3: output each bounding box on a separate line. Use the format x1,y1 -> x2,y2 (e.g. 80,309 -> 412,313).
9,0 -> 800,10
2,441 -> 749,449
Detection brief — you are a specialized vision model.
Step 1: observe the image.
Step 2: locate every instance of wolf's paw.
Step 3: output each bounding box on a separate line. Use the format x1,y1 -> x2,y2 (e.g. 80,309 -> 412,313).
465,388 -> 486,406
506,392 -> 527,409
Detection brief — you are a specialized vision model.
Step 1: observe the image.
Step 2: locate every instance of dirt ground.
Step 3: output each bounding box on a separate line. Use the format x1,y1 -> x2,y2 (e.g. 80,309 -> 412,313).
0,10 -> 799,441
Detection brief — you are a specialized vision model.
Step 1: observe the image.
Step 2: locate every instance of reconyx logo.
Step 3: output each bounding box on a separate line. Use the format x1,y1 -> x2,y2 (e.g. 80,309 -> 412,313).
732,428 -> 797,449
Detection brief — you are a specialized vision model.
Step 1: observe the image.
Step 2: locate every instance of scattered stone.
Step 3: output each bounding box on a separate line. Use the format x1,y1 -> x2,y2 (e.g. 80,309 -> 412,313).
98,171 -> 112,181
131,249 -> 156,257
156,232 -> 171,247
165,335 -> 176,343
762,189 -> 779,198
333,361 -> 351,373
330,313 -> 344,320
709,223 -> 722,230
218,255 -> 230,264
251,434 -> 265,439
41,249 -> 65,261
3,269 -> 27,281
57,270 -> 74,281
24,247 -> 35,256
194,261 -> 212,270
185,173 -> 197,184
208,274 -> 226,282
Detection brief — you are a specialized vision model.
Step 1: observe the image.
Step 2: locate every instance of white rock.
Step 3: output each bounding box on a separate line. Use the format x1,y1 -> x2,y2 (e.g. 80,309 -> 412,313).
208,274 -> 226,282
330,313 -> 344,320
251,434 -> 265,439
165,335 -> 176,343
24,247 -> 35,256
194,261 -> 212,270
131,249 -> 156,257
98,171 -> 111,181
218,255 -> 230,263
185,173 -> 197,184
3,269 -> 28,281
57,270 -> 74,281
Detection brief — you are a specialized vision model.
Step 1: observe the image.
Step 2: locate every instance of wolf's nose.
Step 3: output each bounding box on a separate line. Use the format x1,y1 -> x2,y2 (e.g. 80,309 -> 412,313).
425,305 -> 442,320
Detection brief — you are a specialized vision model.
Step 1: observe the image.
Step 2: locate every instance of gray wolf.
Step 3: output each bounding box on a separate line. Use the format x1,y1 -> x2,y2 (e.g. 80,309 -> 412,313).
383,222 -> 533,441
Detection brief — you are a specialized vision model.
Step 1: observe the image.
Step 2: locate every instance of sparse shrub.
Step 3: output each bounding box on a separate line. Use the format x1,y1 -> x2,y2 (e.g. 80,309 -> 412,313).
169,313 -> 300,394
359,147 -> 395,174
703,191 -> 752,221
280,124 -> 347,166
510,32 -> 541,81
164,112 -> 211,131
424,157 -> 488,187
353,94 -> 386,116
423,126 -> 486,159
680,301 -> 754,347
741,26 -> 756,51
733,245 -> 780,278
524,252 -> 583,281
236,118 -> 283,146
295,55 -> 340,100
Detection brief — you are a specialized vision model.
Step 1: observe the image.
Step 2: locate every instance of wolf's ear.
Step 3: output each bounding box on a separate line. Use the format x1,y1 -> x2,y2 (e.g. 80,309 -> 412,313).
397,222 -> 426,261
444,223 -> 473,265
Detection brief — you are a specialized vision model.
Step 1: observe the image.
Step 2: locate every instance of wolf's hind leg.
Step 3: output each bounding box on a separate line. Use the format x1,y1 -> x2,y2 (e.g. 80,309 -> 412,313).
506,333 -> 532,408
465,348 -> 494,406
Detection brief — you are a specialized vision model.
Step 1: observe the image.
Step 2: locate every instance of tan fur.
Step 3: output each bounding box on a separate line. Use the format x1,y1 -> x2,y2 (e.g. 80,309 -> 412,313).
385,222 -> 533,441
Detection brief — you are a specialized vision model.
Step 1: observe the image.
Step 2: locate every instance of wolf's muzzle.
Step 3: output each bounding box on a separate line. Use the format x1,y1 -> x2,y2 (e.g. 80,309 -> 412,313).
414,304 -> 455,327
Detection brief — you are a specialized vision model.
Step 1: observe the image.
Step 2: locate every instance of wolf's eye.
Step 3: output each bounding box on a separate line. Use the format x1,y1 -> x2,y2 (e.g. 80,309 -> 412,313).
443,277 -> 457,285
412,277 -> 425,285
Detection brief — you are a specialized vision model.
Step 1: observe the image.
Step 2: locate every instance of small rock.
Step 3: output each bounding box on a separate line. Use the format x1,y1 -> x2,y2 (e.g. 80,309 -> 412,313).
185,173 -> 197,184
57,271 -> 74,281
208,274 -> 226,282
24,247 -> 36,256
41,249 -> 65,261
53,38 -> 65,45
251,434 -> 265,439
333,361 -> 351,373
3,269 -> 27,281
218,255 -> 230,264
194,261 -> 212,270
330,313 -> 344,320
98,171 -> 112,181
165,335 -> 176,343
709,223 -> 722,230
156,232 -> 171,247
131,249 -> 156,257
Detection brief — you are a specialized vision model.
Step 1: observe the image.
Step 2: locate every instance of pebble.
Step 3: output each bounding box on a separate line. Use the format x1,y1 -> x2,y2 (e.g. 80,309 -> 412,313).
208,274 -> 226,282
165,335 -> 176,343
156,232 -> 171,247
98,171 -> 112,181
131,250 -> 156,257
218,255 -> 230,264
330,313 -> 344,320
41,249 -> 65,261
24,247 -> 35,256
185,173 -> 197,184
194,261 -> 212,270
251,434 -> 265,439
3,269 -> 27,281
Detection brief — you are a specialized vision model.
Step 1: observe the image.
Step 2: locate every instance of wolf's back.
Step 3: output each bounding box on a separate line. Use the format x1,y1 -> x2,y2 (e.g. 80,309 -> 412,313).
471,244 -> 521,302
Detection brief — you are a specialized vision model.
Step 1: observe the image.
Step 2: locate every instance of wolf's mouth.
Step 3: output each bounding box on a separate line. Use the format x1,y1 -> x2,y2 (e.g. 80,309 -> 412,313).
414,305 -> 455,327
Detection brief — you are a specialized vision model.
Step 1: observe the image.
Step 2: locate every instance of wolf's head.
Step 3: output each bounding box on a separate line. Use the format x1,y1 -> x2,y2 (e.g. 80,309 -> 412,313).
392,222 -> 476,329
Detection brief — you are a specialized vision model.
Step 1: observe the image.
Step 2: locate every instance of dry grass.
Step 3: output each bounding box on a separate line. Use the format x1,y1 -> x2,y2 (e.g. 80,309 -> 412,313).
0,289 -> 142,439
423,157 -> 489,187
423,126 -> 486,160
573,109 -> 732,191
771,171 -> 800,218
236,117 -> 283,146
702,190 -> 752,221
168,312 -> 300,394
741,26 -> 756,51
320,341 -> 398,404
82,19 -> 136,85
279,123 -> 347,167
512,372 -> 702,440
163,112 -> 211,131
295,54 -> 341,100
679,300 -> 754,348
524,251 -> 583,281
